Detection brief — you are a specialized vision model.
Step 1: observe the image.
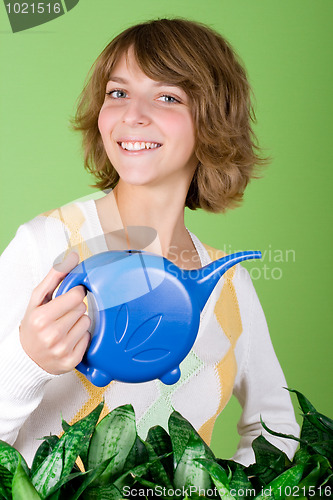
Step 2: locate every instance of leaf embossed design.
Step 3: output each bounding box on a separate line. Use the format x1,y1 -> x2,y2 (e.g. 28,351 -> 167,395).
132,349 -> 170,362
124,314 -> 163,352
114,303 -> 129,344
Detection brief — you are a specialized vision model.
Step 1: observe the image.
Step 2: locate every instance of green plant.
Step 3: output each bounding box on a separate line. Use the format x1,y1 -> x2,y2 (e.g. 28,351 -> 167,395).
0,389 -> 332,499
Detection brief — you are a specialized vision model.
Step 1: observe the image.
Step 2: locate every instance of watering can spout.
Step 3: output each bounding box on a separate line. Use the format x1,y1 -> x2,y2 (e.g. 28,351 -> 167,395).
186,251 -> 261,312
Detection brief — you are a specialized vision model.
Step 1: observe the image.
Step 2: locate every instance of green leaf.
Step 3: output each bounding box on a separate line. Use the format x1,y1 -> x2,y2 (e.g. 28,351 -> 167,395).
123,435 -> 149,472
168,411 -> 214,469
85,457 -> 167,499
252,434 -> 289,468
229,464 -> 254,500
146,425 -> 173,478
60,401 -> 104,476
253,464 -> 304,500
249,435 -> 290,485
196,458 -> 236,500
147,425 -> 172,457
113,436 -> 148,493
61,418 -> 71,433
217,459 -> 241,472
259,417 -> 300,444
117,454 -> 167,482
0,440 -> 29,476
46,470 -> 86,498
31,401 -> 103,497
293,448 -> 312,465
0,464 -> 14,497
125,477 -> 166,499
87,404 -> 137,485
286,389 -> 317,416
144,440 -> 173,489
117,435 -> 174,493
47,491 -> 61,500
260,419 -> 305,447
261,418 -> 333,464
12,459 -> 41,500
287,389 -> 333,451
303,412 -> 333,437
320,472 -> 333,488
173,431 -> 212,491
32,440 -> 65,498
82,482 -> 123,500
0,441 -> 30,499
300,415 -> 332,454
0,465 -> 12,500
298,460 -> 322,492
115,456 -> 175,498
196,458 -> 229,486
168,411 -> 194,468
303,440 -> 333,462
30,436 -> 59,477
68,456 -> 115,500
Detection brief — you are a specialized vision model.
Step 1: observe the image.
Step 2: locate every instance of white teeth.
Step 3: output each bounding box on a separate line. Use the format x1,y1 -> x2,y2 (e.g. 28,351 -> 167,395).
120,141 -> 160,151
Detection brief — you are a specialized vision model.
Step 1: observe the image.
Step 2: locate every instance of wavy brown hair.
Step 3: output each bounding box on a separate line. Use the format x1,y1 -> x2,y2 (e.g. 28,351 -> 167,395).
73,18 -> 267,212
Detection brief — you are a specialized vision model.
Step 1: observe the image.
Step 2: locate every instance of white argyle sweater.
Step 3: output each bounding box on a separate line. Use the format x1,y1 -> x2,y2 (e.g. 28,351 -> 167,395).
0,197 -> 299,466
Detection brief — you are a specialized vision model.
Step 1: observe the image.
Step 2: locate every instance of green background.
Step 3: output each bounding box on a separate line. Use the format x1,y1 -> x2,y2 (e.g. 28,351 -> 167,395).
0,0 -> 332,459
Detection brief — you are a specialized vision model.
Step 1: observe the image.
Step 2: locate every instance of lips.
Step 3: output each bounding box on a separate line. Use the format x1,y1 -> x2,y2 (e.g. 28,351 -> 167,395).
118,141 -> 162,151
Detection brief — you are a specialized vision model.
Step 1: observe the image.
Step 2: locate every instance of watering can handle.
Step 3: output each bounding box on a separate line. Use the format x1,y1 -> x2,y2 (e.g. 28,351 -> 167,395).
56,269 -> 88,296
55,268 -> 110,386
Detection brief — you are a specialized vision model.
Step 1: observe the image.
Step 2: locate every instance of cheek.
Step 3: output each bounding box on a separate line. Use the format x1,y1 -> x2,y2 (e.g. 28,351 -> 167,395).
97,108 -> 107,136
166,112 -> 195,142
97,107 -> 116,138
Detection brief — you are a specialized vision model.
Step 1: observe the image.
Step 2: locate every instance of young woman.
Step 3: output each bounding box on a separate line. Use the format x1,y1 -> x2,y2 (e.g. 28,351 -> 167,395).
0,18 -> 299,467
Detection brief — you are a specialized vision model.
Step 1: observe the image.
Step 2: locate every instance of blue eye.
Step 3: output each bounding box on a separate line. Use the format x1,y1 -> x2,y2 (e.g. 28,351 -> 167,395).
158,95 -> 180,103
106,89 -> 127,99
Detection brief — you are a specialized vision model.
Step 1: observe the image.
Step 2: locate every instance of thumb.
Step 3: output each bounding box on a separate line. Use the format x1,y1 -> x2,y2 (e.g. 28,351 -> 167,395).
29,251 -> 80,308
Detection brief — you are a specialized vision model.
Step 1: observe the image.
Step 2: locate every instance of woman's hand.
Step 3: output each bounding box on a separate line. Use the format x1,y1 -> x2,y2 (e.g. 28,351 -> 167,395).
19,252 -> 91,375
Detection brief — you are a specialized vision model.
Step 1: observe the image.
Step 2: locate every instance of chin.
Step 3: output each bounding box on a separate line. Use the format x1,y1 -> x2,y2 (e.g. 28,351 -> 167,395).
115,166 -> 160,187
118,173 -> 156,187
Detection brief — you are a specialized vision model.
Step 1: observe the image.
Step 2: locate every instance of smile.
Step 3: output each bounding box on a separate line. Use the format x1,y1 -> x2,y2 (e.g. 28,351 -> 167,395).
118,141 -> 162,151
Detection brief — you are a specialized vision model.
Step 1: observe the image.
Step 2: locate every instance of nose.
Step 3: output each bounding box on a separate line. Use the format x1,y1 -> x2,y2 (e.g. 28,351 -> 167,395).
122,99 -> 151,127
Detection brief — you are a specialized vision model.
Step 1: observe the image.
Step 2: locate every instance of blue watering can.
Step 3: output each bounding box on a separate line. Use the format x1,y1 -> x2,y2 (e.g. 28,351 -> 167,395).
56,250 -> 261,387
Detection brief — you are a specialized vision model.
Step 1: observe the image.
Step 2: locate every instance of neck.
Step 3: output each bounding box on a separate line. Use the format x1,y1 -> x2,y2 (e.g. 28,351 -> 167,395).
113,180 -> 189,257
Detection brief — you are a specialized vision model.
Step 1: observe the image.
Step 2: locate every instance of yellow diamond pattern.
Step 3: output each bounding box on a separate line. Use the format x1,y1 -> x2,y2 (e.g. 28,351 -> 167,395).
43,203 -> 112,424
198,245 -> 242,445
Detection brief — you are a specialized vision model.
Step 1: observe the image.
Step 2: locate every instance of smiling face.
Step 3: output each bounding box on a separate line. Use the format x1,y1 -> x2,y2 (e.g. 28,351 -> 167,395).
98,49 -> 198,190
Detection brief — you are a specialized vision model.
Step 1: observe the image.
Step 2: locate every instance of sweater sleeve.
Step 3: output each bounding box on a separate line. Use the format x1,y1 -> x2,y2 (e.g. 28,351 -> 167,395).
231,266 -> 300,466
0,224 -> 58,445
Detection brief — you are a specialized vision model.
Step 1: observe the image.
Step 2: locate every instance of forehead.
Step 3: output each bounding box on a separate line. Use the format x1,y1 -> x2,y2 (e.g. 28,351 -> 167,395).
107,43 -> 179,83
109,48 -> 141,77
108,48 -> 186,93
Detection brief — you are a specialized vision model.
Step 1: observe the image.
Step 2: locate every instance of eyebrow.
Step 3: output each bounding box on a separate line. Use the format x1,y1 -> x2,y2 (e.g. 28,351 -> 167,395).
107,76 -> 180,88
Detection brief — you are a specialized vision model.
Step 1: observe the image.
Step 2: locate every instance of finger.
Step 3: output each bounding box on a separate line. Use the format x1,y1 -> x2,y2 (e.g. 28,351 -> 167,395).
70,332 -> 91,368
49,327 -> 90,375
67,314 -> 91,352
52,299 -> 88,334
66,318 -> 91,365
39,285 -> 87,324
53,251 -> 80,274
29,252 -> 80,309
43,314 -> 90,369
